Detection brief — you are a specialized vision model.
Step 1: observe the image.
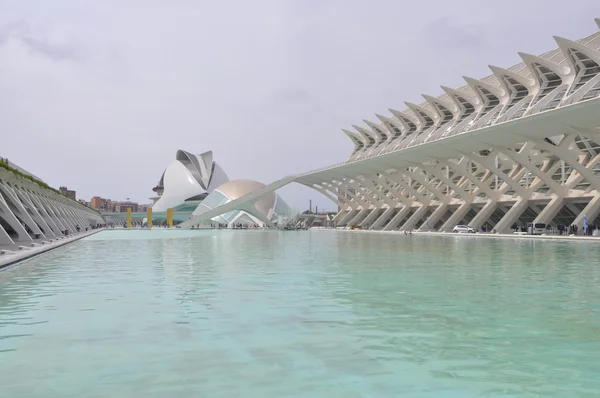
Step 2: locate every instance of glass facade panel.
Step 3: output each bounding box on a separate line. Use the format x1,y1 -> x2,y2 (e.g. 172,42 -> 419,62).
200,191 -> 229,210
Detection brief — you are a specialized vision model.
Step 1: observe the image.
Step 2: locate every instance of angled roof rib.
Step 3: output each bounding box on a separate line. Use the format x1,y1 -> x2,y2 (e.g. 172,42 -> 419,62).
333,18 -> 600,161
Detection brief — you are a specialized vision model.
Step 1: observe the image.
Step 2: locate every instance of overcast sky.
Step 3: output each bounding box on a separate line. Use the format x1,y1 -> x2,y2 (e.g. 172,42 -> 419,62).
1,1 -> 598,211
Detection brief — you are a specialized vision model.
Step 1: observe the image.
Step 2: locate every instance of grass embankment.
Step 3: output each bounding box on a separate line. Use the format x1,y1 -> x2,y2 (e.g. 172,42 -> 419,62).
0,160 -> 100,214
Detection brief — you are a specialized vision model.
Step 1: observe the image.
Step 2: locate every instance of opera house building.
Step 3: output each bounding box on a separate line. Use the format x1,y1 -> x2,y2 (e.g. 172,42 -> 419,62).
150,150 -> 297,227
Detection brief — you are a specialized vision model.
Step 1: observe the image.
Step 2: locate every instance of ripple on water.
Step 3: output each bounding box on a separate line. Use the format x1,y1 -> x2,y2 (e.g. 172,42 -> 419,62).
0,230 -> 600,397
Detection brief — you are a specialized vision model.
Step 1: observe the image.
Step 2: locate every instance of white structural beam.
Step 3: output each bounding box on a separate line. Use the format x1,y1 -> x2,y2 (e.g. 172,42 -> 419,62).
0,167 -> 104,244
179,176 -> 297,228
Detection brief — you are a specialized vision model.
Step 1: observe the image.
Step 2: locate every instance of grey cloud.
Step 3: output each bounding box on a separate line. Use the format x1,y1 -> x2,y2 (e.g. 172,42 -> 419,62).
0,20 -> 27,44
0,20 -> 79,61
19,35 -> 78,60
0,1 -> 598,211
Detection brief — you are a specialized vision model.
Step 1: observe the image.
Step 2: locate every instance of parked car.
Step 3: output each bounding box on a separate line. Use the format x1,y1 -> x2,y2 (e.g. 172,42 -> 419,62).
453,225 -> 475,233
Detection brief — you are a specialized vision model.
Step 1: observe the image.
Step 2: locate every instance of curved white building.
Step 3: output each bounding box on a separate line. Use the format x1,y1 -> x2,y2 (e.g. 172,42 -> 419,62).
190,19 -> 600,235
288,19 -> 600,234
152,150 -> 229,212
189,179 -> 297,227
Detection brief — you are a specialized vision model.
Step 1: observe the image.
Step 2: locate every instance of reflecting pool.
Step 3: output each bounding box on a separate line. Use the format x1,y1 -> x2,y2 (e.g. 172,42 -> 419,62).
1,230 -> 600,397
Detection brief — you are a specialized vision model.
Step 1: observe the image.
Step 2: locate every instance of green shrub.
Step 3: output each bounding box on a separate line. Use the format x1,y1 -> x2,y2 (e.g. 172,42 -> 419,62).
0,159 -> 100,215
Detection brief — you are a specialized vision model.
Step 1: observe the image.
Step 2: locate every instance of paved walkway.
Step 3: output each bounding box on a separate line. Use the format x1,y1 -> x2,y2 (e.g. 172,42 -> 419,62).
314,228 -> 600,242
0,229 -> 104,270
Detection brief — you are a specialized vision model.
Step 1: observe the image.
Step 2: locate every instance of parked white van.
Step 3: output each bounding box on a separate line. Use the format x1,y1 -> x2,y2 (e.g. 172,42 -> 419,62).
527,222 -> 546,235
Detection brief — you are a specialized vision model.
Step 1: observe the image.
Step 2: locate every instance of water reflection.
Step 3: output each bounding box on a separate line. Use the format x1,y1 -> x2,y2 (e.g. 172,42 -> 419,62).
0,230 -> 599,397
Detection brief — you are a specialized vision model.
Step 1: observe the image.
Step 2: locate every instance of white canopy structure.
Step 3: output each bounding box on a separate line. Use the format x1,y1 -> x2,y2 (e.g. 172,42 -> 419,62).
183,179 -> 297,228
288,19 -> 600,233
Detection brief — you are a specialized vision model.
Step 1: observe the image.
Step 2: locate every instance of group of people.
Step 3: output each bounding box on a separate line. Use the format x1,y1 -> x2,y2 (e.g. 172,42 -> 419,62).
510,223 -> 598,236
76,223 -> 106,232
557,224 -> 597,236
189,223 -> 262,230
558,224 -> 577,235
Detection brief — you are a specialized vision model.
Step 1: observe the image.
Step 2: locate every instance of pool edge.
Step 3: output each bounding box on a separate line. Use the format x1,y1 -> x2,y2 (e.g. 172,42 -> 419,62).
0,229 -> 104,271
311,228 -> 600,242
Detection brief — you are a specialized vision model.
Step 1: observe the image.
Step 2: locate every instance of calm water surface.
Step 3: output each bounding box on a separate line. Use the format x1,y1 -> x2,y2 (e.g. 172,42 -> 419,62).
1,230 -> 600,397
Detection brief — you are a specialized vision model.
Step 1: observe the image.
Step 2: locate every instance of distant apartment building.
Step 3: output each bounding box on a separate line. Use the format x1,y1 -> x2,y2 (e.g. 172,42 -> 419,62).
90,196 -> 147,213
138,203 -> 152,212
114,201 -> 139,213
90,196 -> 114,211
59,186 -> 76,201
90,196 -> 106,210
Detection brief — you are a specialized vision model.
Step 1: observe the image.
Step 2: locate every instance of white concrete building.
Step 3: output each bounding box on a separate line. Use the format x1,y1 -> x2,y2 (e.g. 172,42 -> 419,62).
188,179 -> 297,228
151,150 -> 229,212
289,19 -> 600,234
0,163 -> 104,246
148,150 -> 297,228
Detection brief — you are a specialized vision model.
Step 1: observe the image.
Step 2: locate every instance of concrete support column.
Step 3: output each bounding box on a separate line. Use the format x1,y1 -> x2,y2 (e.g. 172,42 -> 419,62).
329,184 -> 365,226
336,209 -> 354,225
348,208 -> 371,226
57,202 -> 82,230
534,196 -> 566,225
339,209 -> 360,226
0,224 -> 14,246
73,208 -> 91,228
13,188 -> 56,238
420,202 -> 448,231
572,194 -> 600,232
332,210 -> 349,224
360,207 -> 385,228
65,207 -> 91,229
309,183 -> 350,226
62,204 -> 82,229
38,196 -> 69,233
27,192 -> 62,235
0,194 -> 33,242
399,204 -> 430,231
383,205 -> 413,231
0,183 -> 44,237
440,202 -> 472,232
468,200 -> 499,230
493,197 -> 530,234
370,207 -> 397,230
333,180 -> 375,226
45,198 -> 76,233
358,177 -> 399,229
